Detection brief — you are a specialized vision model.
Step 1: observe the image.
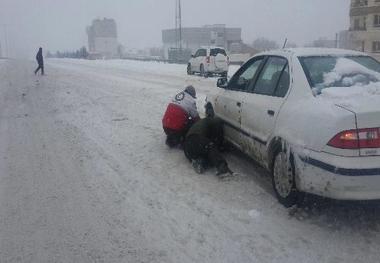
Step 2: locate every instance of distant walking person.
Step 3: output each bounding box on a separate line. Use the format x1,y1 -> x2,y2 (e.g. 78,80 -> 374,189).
34,47 -> 44,75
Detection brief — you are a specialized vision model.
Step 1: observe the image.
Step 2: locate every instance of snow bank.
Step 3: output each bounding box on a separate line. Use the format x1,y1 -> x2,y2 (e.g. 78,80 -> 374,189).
49,58 -> 241,79
49,58 -> 186,76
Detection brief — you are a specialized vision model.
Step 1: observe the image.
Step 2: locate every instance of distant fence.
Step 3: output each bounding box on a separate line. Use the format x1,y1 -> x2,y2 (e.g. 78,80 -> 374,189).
122,55 -> 248,66
122,56 -> 171,63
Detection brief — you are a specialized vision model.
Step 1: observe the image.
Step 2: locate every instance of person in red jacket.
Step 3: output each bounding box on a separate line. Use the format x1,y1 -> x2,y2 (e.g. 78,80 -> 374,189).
162,85 -> 200,147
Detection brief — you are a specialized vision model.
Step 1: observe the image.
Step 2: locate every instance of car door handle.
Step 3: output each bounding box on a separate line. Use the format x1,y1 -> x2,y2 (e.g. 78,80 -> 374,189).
267,110 -> 275,116
237,102 -> 242,107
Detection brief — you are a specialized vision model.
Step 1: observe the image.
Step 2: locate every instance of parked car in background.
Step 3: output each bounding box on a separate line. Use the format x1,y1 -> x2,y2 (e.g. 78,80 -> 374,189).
187,47 -> 229,77
205,48 -> 380,207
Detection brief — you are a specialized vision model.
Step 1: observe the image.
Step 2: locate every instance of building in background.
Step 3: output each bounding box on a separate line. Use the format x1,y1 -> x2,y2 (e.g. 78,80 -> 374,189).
86,18 -> 118,59
345,0 -> 380,60
162,24 -> 242,59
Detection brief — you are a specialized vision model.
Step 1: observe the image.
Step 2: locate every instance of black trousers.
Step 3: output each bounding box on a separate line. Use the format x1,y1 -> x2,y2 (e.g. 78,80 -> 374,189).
35,63 -> 44,75
163,119 -> 196,147
183,134 -> 226,168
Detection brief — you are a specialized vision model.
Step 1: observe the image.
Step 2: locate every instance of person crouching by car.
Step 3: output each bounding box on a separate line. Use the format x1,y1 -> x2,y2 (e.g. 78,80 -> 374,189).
183,116 -> 232,176
162,85 -> 200,147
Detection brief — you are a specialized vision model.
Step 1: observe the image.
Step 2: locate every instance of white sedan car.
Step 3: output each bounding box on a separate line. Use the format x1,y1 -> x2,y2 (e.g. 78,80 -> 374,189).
205,48 -> 380,207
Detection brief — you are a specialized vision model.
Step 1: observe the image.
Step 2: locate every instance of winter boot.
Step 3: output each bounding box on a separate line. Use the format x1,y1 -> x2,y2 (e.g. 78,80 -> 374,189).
192,158 -> 207,174
216,162 -> 232,177
166,135 -> 179,148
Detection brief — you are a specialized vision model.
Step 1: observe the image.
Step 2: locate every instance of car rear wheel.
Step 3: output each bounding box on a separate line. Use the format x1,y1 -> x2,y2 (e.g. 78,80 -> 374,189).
272,150 -> 302,207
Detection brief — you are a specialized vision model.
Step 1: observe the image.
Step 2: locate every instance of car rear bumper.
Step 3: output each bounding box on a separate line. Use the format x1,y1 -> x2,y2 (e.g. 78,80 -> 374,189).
296,151 -> 380,200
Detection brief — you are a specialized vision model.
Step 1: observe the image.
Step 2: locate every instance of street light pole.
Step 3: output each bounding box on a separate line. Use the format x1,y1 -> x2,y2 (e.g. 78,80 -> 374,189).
1,24 -> 9,58
178,0 -> 182,51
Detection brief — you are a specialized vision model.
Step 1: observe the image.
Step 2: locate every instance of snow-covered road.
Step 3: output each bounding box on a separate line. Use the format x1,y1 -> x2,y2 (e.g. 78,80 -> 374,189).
0,58 -> 379,263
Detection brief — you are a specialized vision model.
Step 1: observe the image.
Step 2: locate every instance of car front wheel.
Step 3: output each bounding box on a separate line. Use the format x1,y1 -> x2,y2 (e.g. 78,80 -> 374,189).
205,104 -> 215,118
272,150 -> 302,207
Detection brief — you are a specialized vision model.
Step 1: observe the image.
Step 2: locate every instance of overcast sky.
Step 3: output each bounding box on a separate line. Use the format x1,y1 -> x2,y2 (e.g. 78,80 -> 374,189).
0,0 -> 350,57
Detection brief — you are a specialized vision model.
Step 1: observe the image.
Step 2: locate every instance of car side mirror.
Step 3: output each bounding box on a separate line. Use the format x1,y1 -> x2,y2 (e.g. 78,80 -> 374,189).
191,54 -> 195,58
217,77 -> 228,88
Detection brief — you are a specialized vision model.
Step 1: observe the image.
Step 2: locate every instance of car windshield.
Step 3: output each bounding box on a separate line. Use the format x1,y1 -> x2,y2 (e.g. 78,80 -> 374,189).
210,48 -> 227,56
299,56 -> 380,94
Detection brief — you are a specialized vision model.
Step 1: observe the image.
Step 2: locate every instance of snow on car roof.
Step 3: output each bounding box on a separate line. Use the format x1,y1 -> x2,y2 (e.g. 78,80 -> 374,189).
200,46 -> 226,50
257,48 -> 367,58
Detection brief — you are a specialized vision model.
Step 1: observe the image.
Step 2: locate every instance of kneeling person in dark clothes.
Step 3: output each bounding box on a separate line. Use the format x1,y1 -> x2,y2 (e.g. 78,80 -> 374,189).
183,117 -> 232,176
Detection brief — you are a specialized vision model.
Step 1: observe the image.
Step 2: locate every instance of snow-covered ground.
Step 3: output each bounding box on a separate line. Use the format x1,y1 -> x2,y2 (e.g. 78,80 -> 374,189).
0,58 -> 379,262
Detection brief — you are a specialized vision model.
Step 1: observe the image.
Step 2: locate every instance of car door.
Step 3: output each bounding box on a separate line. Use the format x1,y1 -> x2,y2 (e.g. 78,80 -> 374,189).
240,56 -> 290,165
215,56 -> 265,148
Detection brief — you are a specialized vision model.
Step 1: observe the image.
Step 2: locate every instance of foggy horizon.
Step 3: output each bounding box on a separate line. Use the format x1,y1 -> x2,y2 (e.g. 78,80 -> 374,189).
1,0 -> 350,58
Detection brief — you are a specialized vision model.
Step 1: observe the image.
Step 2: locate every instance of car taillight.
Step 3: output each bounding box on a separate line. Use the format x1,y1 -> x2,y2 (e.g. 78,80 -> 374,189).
328,128 -> 380,149
206,56 -> 210,63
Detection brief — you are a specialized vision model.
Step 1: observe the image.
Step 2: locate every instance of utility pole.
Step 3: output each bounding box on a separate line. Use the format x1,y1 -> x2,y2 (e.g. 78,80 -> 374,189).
178,0 -> 182,51
175,0 -> 182,50
1,24 -> 9,58
175,0 -> 178,49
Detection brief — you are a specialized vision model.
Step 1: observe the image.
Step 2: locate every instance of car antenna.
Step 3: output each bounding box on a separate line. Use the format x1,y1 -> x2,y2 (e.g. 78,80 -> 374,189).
282,38 -> 288,49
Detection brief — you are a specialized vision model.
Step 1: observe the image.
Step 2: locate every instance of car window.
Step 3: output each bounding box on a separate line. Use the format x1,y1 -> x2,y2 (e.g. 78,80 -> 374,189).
253,57 -> 288,96
228,57 -> 264,91
198,49 -> 207,57
210,48 -> 227,56
274,65 -> 290,97
194,50 -> 201,57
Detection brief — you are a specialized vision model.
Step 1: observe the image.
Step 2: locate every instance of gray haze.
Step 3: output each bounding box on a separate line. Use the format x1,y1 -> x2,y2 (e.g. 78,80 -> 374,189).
0,0 -> 350,58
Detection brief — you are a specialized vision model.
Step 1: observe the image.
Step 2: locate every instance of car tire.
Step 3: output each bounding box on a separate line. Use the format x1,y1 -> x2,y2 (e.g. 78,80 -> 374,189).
187,64 -> 193,75
205,104 -> 215,118
272,149 -> 302,207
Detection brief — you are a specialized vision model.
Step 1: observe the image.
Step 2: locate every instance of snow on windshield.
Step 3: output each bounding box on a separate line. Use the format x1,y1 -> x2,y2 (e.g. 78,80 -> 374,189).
318,60 -> 380,107
323,58 -> 380,87
303,57 -> 380,108
311,57 -> 380,96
